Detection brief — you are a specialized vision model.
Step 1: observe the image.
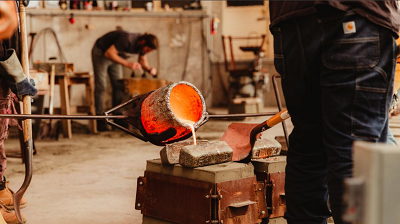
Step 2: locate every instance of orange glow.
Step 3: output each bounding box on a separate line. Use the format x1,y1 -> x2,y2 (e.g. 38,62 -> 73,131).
169,84 -> 203,124
141,83 -> 204,144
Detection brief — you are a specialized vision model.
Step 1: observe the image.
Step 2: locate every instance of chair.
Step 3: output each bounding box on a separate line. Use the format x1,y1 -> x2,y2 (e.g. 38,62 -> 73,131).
221,35 -> 266,99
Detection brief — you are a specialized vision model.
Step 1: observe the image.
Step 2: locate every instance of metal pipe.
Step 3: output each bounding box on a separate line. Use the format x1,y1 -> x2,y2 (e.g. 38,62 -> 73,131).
207,112 -> 277,119
0,112 -> 277,120
0,114 -> 127,120
26,10 -> 208,18
272,75 -> 289,148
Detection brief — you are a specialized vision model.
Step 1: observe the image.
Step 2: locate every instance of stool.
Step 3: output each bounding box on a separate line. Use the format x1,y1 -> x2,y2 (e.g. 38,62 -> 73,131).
54,72 -> 97,138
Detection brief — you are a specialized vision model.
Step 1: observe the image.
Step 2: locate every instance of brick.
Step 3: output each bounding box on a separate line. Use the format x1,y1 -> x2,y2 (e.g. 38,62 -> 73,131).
251,138 -> 282,159
179,141 -> 233,168
160,140 -> 208,165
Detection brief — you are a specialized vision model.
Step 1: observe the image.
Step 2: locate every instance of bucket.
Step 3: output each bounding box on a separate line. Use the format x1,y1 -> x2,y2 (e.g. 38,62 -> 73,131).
139,81 -> 207,145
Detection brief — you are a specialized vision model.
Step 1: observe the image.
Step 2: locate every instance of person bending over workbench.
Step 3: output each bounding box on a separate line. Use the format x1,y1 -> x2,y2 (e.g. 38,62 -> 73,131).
92,30 -> 158,131
0,1 -> 38,223
269,1 -> 400,224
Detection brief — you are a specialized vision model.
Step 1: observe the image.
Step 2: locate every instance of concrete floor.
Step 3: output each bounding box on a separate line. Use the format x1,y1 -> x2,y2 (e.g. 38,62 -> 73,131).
5,108 -> 398,224
4,107 -> 290,224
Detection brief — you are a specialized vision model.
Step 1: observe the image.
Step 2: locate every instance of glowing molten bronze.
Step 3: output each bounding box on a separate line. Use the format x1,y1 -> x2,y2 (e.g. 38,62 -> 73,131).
140,81 -> 206,145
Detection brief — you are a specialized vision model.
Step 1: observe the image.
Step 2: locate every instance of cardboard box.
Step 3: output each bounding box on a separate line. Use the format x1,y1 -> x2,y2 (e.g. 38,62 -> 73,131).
29,69 -> 48,92
123,78 -> 169,97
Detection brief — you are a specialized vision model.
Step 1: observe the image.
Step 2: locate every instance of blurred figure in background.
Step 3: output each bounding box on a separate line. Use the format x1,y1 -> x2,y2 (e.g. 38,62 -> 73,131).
91,30 -> 158,131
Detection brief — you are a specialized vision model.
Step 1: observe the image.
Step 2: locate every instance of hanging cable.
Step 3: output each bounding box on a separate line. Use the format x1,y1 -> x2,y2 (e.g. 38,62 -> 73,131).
181,18 -> 192,80
29,27 -> 67,63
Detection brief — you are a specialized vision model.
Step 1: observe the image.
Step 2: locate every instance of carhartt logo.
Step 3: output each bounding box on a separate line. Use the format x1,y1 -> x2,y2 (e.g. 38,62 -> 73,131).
343,21 -> 356,34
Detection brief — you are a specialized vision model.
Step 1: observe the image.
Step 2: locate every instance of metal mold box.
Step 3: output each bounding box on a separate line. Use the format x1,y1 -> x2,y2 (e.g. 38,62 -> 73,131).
137,159 -> 268,224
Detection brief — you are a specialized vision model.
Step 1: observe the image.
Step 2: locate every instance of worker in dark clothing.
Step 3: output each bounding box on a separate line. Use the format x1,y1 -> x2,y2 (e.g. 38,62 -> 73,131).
92,30 -> 158,131
269,1 -> 400,224
0,1 -> 38,223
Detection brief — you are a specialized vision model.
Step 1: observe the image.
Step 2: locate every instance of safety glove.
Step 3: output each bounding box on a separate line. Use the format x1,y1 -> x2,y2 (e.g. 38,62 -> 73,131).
0,49 -> 38,100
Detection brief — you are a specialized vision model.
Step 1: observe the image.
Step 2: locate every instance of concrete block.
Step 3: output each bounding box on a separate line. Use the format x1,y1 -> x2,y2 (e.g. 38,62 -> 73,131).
252,138 -> 282,159
160,140 -> 208,165
179,141 -> 233,168
146,159 -> 254,183
252,156 -> 287,174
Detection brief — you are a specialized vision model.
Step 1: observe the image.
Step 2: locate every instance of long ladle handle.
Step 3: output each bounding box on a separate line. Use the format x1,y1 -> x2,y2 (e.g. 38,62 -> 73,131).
250,109 -> 290,148
14,1 -> 32,223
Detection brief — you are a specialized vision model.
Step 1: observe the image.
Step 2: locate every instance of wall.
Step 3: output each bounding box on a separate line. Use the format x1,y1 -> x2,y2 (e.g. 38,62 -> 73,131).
222,2 -> 268,61
26,10 -> 211,108
26,2 -> 279,109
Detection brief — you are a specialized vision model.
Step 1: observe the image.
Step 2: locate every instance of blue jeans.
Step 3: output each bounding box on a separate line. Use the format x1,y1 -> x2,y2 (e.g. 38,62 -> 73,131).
91,45 -> 124,115
271,10 -> 397,224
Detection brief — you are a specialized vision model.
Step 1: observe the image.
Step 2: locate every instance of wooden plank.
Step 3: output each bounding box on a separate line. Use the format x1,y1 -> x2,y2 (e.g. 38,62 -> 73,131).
390,128 -> 400,137
85,75 -> 97,133
33,62 -> 74,74
59,76 -> 72,139
389,124 -> 400,128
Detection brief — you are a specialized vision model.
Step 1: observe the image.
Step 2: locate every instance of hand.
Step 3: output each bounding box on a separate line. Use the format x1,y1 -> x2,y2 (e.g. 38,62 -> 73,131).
125,62 -> 142,70
16,78 -> 38,99
149,68 -> 157,76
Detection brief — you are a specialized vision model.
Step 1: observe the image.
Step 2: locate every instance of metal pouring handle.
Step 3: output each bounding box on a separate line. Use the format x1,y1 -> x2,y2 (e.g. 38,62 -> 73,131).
249,109 -> 290,148
207,111 -> 278,119
0,114 -> 127,120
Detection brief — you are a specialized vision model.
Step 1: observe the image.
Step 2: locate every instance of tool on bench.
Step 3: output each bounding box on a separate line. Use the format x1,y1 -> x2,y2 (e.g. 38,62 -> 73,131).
221,109 -> 290,162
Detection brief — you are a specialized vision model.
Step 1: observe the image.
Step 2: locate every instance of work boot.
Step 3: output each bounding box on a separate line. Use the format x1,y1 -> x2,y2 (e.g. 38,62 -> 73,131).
0,201 -> 26,224
0,180 -> 27,210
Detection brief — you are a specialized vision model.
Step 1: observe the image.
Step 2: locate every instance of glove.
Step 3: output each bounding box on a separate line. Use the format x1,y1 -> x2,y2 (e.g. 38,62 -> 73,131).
147,127 -> 177,146
0,49 -> 38,99
16,78 -> 38,98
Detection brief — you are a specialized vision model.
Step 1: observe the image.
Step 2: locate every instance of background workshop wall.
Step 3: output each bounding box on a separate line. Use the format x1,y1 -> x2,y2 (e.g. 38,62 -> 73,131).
26,9 -> 210,109
25,1 -> 280,110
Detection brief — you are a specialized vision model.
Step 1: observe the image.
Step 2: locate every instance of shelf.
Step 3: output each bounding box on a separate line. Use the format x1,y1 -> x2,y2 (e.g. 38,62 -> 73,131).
26,9 -> 208,18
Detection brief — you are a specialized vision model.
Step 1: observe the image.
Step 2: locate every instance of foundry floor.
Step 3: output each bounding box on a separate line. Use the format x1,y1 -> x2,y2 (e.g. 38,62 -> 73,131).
3,107 -> 400,224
